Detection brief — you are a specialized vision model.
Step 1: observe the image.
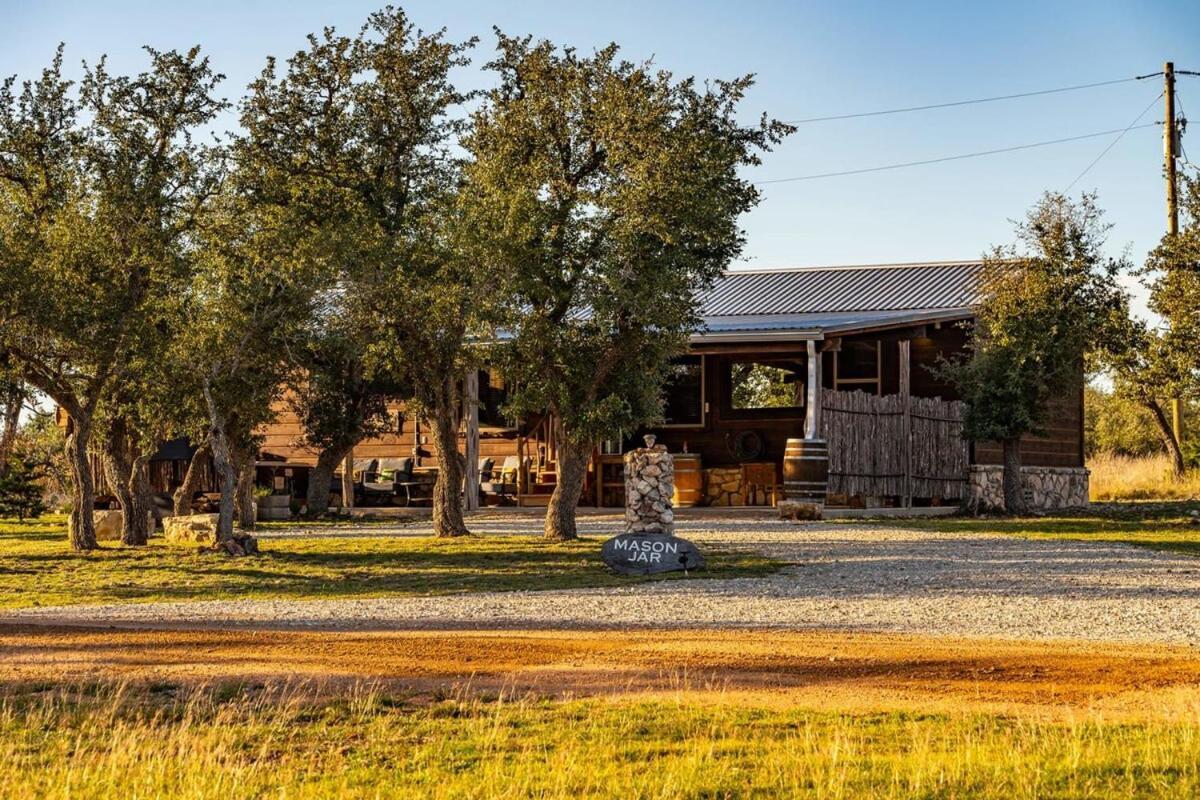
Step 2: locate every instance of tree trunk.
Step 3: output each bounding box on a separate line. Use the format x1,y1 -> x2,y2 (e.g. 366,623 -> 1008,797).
202,379 -> 237,542
123,453 -> 153,546
1146,399 -> 1186,477
234,450 -> 257,530
306,443 -> 356,515
429,375 -> 469,538
173,444 -> 210,517
102,418 -> 153,546
64,416 -> 98,551
0,383 -> 23,477
209,429 -> 237,542
1001,437 -> 1028,515
544,434 -> 590,541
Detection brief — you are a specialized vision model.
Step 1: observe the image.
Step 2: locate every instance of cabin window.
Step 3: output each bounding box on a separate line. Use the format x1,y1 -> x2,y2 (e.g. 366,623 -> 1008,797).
728,359 -> 805,411
477,369 -> 513,428
662,355 -> 704,426
834,340 -> 880,394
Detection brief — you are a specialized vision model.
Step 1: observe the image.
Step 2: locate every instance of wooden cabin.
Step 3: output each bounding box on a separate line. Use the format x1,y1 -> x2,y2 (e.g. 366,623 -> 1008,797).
240,261 -> 1087,511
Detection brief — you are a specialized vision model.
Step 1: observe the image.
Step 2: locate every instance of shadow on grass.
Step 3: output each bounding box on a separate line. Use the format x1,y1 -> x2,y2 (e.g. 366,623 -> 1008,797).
0,523 -> 780,608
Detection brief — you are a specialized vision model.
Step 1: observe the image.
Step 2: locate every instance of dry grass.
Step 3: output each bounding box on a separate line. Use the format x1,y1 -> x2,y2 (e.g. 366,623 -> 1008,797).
4,680 -> 1200,799
1088,453 -> 1200,502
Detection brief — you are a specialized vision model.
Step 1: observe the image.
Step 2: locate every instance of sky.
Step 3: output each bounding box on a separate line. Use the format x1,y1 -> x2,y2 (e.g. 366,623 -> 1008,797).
3,0 -> 1198,316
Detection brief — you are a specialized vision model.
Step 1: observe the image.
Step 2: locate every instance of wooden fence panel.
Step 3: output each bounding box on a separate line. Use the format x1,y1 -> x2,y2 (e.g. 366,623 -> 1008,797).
820,390 -> 905,498
909,395 -> 969,500
820,390 -> 966,502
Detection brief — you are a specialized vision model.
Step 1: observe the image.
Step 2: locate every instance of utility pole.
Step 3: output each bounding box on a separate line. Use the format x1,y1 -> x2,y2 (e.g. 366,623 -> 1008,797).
1165,62 -> 1185,448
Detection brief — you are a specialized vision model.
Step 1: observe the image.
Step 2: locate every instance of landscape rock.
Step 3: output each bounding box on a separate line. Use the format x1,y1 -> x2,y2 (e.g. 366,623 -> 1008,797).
163,514 -> 219,547
779,500 -> 822,521
93,510 -> 124,541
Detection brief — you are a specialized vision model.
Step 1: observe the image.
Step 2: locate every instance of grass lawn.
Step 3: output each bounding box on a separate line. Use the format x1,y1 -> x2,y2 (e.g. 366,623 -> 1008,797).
3,680 -> 1199,799
0,516 -> 779,609
894,501 -> 1200,557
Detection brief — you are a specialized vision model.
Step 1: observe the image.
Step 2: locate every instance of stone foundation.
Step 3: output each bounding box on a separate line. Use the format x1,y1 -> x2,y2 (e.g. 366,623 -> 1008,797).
968,465 -> 1089,512
624,445 -> 675,534
703,467 -> 743,507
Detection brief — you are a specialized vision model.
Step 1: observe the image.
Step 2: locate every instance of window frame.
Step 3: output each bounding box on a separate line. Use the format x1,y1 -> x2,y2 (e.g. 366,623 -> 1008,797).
660,354 -> 707,429
719,355 -> 808,421
833,339 -> 882,395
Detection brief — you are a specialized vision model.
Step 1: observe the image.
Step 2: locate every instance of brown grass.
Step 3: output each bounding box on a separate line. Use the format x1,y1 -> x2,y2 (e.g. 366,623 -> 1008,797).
1088,453 -> 1200,501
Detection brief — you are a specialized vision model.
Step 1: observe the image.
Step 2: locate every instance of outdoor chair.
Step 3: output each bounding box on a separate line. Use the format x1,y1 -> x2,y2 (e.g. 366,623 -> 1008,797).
375,457 -> 419,506
481,455 -> 520,504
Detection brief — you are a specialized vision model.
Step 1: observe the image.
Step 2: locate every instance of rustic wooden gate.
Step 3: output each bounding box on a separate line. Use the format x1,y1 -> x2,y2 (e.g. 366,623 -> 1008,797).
819,389 -> 968,504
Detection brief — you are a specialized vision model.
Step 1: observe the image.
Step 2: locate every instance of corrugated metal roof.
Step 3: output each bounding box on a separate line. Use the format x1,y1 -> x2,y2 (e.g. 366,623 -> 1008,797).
699,261 -> 983,317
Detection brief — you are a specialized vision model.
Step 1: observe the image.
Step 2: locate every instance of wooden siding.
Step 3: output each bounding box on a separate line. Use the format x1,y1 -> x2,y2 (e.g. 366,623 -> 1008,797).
256,398 -> 520,468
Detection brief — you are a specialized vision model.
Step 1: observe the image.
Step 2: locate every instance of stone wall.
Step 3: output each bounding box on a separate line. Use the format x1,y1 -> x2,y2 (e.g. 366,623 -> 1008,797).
703,467 -> 742,507
624,445 -> 675,534
968,465 -> 1089,512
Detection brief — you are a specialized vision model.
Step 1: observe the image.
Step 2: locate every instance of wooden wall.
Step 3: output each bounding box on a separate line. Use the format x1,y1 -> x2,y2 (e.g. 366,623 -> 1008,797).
257,398 -> 520,468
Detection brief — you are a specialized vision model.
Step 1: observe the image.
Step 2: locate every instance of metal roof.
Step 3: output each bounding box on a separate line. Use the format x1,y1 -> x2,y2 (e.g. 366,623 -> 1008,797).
693,308 -> 972,342
699,261 -> 983,317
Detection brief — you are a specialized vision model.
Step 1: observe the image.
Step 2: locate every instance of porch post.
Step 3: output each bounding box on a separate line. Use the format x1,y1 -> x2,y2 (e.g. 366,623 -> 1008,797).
463,369 -> 480,513
805,339 -> 822,439
342,448 -> 355,511
899,339 -> 912,508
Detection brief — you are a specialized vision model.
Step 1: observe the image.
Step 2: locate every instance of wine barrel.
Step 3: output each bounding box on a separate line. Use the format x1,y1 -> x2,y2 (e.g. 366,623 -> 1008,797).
672,454 -> 704,507
783,438 -> 829,504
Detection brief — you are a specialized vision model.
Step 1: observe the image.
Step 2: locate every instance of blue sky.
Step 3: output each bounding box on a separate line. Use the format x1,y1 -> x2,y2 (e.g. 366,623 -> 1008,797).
3,0 -> 1198,313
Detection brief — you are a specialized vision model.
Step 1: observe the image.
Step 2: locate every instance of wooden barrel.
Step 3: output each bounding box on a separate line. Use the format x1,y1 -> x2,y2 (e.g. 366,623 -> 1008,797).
783,438 -> 829,504
672,454 -> 703,507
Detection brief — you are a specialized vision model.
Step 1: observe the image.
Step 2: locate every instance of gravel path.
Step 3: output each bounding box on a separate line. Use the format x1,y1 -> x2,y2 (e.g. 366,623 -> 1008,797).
8,516 -> 1200,644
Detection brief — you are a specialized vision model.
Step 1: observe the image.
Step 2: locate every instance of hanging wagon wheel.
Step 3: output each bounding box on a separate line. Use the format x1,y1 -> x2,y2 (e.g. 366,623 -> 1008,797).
726,430 -> 764,462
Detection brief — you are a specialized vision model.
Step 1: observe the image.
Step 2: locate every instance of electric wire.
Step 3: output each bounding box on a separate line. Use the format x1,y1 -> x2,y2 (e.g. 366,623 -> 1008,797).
755,122 -> 1160,185
1063,92 -> 1164,192
783,76 -> 1147,124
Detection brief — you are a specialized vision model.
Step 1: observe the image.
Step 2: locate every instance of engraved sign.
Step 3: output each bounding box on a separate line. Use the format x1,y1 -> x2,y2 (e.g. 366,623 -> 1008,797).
601,532 -> 705,576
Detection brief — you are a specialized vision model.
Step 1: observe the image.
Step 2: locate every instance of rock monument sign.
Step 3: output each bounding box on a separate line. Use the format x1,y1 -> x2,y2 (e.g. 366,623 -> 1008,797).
603,436 -> 705,575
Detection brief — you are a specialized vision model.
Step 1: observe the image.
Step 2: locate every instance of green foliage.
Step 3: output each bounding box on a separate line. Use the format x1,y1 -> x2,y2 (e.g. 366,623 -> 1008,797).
1146,170 -> 1200,380
465,33 -> 790,447
0,451 -> 45,520
1084,385 -> 1167,458
941,193 -> 1128,444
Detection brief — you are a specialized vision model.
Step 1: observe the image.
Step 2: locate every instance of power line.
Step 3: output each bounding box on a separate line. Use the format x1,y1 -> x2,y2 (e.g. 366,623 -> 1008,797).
783,76 -> 1149,125
1063,93 -> 1164,192
755,123 -> 1160,185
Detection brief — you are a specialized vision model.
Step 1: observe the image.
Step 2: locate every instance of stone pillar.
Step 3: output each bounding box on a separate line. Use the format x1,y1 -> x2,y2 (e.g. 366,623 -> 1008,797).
624,439 -> 675,535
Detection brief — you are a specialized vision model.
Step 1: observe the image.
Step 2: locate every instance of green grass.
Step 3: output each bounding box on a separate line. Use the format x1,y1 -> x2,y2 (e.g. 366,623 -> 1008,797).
0,516 -> 779,609
3,681 -> 1200,799
893,501 -> 1200,557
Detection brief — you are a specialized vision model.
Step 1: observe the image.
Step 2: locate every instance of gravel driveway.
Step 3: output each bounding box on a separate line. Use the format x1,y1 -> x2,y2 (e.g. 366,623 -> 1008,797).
8,515 -> 1200,645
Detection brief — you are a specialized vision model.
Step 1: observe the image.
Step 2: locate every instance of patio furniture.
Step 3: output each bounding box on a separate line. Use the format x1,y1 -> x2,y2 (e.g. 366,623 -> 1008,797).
740,462 -> 779,506
482,455 -> 521,505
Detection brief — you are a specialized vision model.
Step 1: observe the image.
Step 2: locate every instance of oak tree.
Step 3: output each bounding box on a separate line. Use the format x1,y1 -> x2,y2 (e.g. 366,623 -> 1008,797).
464,33 -> 788,539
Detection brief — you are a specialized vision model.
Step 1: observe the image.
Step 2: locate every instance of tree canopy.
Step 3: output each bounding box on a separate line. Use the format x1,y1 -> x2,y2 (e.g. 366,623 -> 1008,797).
463,33 -> 789,538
